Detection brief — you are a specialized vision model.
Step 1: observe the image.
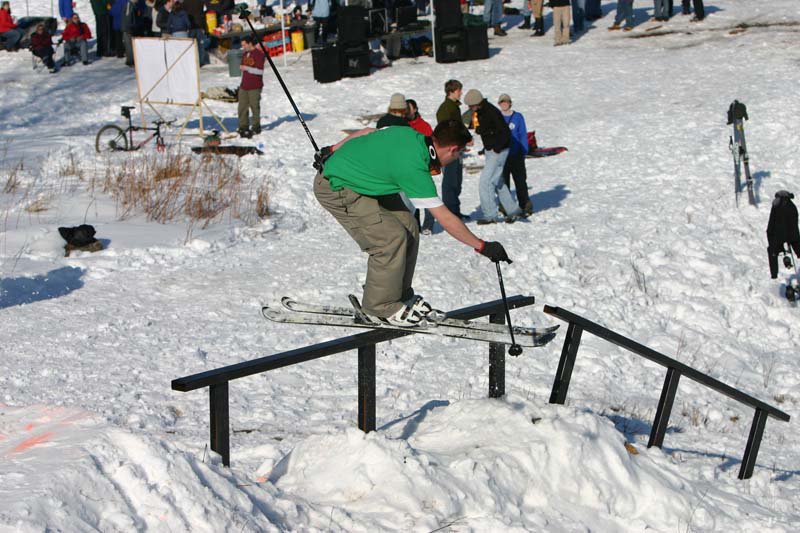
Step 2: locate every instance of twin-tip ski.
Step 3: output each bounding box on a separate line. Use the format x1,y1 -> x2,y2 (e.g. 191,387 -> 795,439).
261,297 -> 558,348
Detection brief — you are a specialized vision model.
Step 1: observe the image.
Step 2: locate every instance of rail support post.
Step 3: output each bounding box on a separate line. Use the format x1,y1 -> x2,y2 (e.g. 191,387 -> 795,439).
648,367 -> 681,449
739,408 -> 768,480
488,312 -> 506,398
209,382 -> 230,467
358,344 -> 376,433
549,322 -> 582,404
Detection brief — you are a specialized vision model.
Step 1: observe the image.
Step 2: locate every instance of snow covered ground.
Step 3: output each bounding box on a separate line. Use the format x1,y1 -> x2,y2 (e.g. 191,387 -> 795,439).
1,0 -> 799,530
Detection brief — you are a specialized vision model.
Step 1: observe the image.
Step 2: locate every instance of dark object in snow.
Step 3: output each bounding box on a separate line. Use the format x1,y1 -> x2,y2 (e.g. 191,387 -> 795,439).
58,224 -> 103,256
728,100 -> 755,206
766,190 -> 800,301
191,145 -> 263,157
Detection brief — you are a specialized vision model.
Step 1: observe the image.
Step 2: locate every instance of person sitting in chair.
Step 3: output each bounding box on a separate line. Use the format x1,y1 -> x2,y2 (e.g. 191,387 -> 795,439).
0,1 -> 24,51
30,23 -> 57,72
62,12 -> 93,65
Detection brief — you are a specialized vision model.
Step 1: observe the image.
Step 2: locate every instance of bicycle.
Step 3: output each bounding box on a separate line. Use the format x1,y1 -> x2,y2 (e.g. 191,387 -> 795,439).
95,106 -> 176,153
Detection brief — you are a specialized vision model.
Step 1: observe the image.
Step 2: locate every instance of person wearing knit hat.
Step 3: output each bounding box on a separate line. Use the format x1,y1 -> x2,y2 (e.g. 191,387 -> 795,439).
465,90 -> 523,224
498,94 -> 533,217
376,93 -> 411,129
313,120 -> 512,327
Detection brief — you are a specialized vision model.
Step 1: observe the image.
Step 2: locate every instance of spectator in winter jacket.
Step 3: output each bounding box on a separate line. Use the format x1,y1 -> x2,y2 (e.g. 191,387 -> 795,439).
482,0 -> 506,36
682,0 -> 704,21
608,0 -> 635,31
407,98 -> 438,234
121,0 -> 147,66
30,23 -> 57,71
238,35 -> 265,137
154,0 -> 172,35
91,0 -> 111,58
62,13 -> 93,65
308,0 -> 332,45
0,1 -> 23,51
182,0 -> 208,65
435,79 -> 468,220
110,0 -> 127,57
167,0 -> 191,36
377,93 -> 411,129
498,94 -> 532,216
550,0 -> 571,45
464,89 -> 522,224
59,0 -> 74,22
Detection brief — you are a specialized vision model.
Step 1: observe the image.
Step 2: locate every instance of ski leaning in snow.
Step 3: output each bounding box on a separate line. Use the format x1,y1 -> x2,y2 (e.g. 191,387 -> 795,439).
261,297 -> 559,348
728,100 -> 755,206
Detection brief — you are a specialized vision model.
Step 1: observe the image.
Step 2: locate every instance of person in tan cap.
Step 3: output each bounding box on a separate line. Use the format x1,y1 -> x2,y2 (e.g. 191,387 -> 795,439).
464,89 -> 523,224
377,93 -> 411,129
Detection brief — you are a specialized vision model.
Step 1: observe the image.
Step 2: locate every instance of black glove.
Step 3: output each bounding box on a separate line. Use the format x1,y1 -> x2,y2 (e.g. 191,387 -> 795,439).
312,145 -> 333,172
477,241 -> 512,264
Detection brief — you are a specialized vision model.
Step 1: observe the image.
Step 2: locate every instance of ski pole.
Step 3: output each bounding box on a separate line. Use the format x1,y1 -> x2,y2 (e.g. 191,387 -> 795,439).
238,7 -> 320,153
495,262 -> 523,356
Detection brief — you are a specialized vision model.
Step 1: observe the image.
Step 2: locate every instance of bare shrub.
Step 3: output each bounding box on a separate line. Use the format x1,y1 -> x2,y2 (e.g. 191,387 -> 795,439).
101,148 -> 268,228
630,258 -> 648,295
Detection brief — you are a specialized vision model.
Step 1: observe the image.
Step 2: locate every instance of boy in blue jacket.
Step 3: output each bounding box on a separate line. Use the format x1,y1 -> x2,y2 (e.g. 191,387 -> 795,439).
499,94 -> 533,216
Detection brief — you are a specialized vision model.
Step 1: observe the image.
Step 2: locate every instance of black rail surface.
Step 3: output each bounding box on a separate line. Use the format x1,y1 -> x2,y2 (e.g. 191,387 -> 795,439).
172,296 -> 537,466
543,305 -> 790,480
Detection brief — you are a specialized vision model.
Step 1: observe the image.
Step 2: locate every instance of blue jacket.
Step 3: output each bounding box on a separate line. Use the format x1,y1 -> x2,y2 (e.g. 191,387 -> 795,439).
502,110 -> 529,157
110,0 -> 127,31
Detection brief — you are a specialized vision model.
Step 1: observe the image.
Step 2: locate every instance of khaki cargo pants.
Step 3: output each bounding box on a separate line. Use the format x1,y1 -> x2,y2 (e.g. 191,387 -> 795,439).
238,88 -> 262,131
314,173 -> 418,318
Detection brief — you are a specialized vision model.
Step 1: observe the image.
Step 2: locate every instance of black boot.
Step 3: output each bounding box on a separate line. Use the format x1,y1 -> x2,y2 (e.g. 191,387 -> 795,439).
532,17 -> 545,36
519,15 -> 531,29
494,24 -> 507,36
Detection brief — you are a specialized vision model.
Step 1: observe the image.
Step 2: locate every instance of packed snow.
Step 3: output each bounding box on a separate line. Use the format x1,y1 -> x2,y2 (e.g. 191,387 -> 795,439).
1,0 -> 799,530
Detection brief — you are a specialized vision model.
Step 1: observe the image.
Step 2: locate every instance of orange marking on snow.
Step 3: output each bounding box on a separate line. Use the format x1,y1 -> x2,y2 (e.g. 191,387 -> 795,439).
24,423 -> 35,431
255,476 -> 267,483
12,432 -> 54,453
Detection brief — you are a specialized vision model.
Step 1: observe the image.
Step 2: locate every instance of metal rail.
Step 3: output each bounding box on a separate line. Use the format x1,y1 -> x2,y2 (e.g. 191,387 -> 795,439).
172,296 -> 537,466
543,305 -> 790,480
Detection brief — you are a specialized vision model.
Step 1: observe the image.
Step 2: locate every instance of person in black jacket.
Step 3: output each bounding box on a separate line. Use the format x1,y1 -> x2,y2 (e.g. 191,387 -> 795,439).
464,89 -> 523,224
767,191 -> 800,279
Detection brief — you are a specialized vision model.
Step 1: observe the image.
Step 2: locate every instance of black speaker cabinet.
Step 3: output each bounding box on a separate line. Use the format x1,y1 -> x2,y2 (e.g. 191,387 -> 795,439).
342,43 -> 371,77
435,29 -> 466,63
434,0 -> 463,31
395,5 -> 417,28
465,24 -> 489,60
312,44 -> 342,83
368,8 -> 388,36
337,6 -> 368,46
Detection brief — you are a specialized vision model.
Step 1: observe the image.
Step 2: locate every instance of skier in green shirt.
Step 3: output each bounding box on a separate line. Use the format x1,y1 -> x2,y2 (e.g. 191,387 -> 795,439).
313,119 -> 511,327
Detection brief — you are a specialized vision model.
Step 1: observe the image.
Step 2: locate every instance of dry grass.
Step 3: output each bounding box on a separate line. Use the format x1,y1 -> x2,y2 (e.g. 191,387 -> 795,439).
3,161 -> 23,194
101,148 -> 270,229
24,196 -> 50,213
59,150 -> 85,181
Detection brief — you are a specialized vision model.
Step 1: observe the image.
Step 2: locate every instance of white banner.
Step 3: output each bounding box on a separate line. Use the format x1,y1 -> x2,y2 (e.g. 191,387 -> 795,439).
134,38 -> 199,105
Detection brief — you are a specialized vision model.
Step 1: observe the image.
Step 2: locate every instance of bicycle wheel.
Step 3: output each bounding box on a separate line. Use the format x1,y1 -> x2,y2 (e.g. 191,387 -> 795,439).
95,125 -> 129,153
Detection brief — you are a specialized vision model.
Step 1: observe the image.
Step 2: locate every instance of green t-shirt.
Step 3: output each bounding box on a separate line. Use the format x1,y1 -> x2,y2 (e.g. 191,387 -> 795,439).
323,127 -> 438,201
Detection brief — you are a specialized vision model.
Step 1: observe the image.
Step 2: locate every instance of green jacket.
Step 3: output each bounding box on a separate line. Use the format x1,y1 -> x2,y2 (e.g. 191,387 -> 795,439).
436,97 -> 461,125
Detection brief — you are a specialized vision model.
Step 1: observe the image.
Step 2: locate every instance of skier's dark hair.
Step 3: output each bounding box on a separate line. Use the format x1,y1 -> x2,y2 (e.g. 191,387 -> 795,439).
444,79 -> 462,96
432,119 -> 472,148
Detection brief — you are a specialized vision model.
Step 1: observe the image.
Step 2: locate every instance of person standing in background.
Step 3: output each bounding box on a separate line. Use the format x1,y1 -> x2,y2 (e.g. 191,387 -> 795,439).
498,94 -> 533,217
550,0 -> 571,45
436,79 -> 470,221
238,35 -> 265,138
